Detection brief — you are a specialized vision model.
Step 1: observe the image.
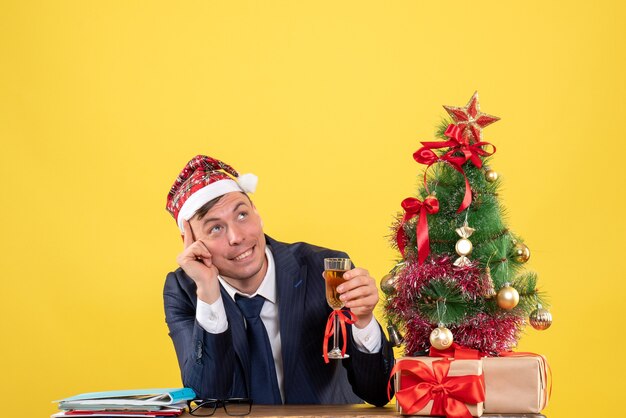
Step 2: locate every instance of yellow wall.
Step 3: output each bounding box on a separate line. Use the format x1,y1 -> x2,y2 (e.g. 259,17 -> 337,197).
1,1 -> 624,417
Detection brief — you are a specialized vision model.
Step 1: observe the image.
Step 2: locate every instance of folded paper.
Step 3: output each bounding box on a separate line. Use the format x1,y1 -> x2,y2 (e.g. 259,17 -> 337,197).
482,354 -> 549,413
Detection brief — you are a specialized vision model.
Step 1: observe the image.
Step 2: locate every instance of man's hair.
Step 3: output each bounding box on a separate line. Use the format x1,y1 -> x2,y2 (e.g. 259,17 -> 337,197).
193,192 -> 252,221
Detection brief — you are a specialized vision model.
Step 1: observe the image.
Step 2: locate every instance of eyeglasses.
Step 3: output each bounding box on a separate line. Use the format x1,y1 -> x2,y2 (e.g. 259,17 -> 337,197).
188,398 -> 252,416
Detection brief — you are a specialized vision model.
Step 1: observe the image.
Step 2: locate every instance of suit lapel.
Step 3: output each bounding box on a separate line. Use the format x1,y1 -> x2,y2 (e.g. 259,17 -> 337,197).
268,238 -> 308,400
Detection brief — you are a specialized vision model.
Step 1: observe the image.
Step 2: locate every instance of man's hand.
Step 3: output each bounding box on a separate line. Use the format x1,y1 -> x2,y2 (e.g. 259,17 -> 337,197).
336,268 -> 380,329
176,220 -> 220,304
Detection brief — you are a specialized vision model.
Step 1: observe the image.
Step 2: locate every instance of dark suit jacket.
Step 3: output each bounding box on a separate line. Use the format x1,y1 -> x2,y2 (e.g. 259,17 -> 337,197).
163,236 -> 394,406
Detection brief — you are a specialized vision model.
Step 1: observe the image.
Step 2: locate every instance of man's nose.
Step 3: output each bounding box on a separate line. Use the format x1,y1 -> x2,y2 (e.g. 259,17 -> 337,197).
228,224 -> 244,245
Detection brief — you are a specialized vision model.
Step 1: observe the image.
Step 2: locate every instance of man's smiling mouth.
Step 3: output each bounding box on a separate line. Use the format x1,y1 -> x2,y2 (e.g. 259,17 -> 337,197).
232,246 -> 254,261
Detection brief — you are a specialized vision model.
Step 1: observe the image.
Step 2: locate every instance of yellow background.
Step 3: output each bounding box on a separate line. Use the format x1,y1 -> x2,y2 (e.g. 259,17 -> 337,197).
1,1 -> 624,417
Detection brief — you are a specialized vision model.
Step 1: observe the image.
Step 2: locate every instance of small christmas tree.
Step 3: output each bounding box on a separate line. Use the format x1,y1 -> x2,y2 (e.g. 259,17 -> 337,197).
383,92 -> 552,356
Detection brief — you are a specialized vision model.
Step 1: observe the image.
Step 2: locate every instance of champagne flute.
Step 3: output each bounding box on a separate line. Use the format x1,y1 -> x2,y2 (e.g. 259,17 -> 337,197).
324,257 -> 352,360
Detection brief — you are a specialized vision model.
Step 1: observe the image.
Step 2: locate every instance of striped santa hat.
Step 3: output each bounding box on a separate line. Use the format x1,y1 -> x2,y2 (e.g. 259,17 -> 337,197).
166,155 -> 257,233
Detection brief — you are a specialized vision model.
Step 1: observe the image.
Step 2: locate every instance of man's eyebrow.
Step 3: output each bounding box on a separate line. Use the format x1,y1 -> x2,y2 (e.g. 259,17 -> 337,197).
202,216 -> 220,225
232,201 -> 248,212
201,201 -> 249,226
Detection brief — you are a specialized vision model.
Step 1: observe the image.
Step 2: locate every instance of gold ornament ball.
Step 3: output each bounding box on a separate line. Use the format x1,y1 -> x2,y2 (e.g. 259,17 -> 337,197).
455,238 -> 473,257
380,273 -> 398,295
497,284 -> 520,310
513,242 -> 531,263
529,306 -> 553,330
485,168 -> 499,182
429,325 -> 454,350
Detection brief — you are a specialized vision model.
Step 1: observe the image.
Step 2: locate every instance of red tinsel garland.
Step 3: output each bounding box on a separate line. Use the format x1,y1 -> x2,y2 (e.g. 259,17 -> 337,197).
389,255 -> 523,356
396,255 -> 489,299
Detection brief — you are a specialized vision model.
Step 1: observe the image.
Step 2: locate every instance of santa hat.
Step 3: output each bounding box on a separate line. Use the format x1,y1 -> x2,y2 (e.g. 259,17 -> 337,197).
166,155 -> 258,232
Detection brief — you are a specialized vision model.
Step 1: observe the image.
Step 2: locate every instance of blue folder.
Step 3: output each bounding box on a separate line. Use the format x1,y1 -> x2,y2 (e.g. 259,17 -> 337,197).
56,388 -> 196,406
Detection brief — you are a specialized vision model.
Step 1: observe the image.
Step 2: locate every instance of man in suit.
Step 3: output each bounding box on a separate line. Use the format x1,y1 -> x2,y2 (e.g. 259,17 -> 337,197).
163,155 -> 394,406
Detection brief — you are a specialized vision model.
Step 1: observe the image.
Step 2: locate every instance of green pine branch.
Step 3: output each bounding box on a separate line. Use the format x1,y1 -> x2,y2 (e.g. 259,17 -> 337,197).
417,278 -> 482,324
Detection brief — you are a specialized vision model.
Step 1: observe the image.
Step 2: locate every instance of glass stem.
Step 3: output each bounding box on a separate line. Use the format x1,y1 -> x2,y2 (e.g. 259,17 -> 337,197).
333,310 -> 340,351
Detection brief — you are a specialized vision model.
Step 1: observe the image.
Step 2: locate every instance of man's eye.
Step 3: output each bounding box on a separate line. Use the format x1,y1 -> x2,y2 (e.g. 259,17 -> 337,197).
238,212 -> 248,220
209,225 -> 223,234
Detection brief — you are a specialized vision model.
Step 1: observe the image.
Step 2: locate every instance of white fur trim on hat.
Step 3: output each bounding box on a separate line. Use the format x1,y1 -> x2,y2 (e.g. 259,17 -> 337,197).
177,174 -> 258,233
177,179 -> 242,232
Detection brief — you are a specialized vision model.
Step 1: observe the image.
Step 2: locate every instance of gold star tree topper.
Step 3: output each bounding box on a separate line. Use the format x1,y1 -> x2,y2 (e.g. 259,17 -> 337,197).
443,91 -> 500,142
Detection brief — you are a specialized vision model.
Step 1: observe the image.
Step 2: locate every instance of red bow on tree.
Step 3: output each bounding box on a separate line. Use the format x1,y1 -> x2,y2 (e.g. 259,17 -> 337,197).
396,196 -> 439,265
412,124 -> 495,213
389,359 -> 485,418
438,124 -> 496,168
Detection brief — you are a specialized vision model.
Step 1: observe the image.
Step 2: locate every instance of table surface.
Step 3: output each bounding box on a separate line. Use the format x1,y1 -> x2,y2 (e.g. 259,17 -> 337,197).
178,404 -> 546,417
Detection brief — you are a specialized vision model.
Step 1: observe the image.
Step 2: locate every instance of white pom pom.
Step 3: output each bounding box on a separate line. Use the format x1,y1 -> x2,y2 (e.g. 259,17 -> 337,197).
237,173 -> 258,193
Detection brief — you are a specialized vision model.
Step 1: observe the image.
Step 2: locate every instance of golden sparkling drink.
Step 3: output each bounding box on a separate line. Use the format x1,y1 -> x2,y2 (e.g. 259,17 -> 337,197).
324,269 -> 346,309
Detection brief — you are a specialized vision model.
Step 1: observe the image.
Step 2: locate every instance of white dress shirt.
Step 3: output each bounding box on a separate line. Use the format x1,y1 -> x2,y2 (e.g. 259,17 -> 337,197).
196,247 -> 382,401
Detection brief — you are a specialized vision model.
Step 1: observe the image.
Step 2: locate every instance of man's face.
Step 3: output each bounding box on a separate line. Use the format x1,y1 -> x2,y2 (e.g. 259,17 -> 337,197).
188,192 -> 267,288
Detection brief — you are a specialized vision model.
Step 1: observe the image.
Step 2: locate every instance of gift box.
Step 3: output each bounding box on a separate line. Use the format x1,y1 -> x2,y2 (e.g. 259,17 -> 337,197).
393,357 -> 485,417
482,354 -> 549,414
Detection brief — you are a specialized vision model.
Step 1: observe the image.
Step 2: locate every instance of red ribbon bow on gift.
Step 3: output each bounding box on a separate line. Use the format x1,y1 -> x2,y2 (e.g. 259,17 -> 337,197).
389,359 -> 485,418
429,342 -> 484,359
396,195 -> 439,265
323,309 -> 355,363
412,124 -> 496,214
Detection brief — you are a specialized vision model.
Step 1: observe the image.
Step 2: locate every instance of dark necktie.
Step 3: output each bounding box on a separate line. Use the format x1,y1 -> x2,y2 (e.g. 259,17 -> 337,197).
235,295 -> 282,404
